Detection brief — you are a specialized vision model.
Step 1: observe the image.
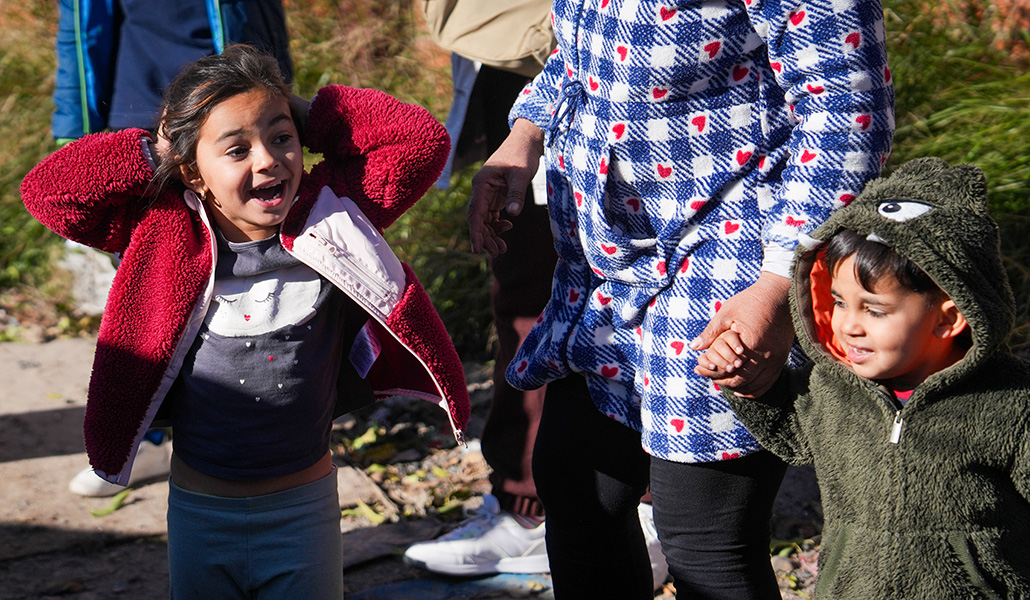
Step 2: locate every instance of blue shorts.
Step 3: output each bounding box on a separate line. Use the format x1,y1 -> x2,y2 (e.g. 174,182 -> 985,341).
167,468 -> 342,599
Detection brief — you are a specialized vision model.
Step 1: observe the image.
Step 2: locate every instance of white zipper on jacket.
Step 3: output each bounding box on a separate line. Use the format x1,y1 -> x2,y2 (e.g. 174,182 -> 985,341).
889,411 -> 904,444
287,188 -> 466,447
873,386 -> 905,445
305,231 -> 393,302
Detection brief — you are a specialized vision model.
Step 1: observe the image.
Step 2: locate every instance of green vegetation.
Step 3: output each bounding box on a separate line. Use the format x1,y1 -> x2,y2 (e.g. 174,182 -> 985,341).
0,4 -> 61,290
884,1 -> 1030,349
0,0 -> 1026,353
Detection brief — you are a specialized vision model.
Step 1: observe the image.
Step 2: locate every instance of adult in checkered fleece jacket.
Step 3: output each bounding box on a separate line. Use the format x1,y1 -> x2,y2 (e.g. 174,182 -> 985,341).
467,0 -> 893,596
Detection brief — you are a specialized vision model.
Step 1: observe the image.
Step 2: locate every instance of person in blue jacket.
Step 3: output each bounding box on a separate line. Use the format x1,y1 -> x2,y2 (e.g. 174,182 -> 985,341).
52,0 -> 291,143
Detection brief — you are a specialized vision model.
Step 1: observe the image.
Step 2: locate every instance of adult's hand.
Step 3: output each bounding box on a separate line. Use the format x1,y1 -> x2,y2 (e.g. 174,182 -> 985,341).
690,271 -> 794,398
468,118 -> 545,257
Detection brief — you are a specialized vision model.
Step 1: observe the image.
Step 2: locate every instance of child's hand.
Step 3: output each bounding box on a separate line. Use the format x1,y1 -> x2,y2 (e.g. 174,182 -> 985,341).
153,108 -> 174,169
694,323 -> 746,380
153,129 -> 172,167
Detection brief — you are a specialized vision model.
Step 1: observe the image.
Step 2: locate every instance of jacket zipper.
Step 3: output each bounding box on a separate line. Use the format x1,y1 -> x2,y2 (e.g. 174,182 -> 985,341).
889,411 -> 904,444
307,232 -> 393,301
300,231 -> 466,445
873,386 -> 905,444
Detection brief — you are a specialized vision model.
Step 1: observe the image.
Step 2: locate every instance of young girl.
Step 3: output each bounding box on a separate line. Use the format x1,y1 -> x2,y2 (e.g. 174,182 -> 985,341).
22,45 -> 470,598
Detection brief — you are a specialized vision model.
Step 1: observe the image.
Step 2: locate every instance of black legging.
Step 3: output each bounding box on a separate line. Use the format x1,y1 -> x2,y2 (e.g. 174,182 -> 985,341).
533,374 -> 787,599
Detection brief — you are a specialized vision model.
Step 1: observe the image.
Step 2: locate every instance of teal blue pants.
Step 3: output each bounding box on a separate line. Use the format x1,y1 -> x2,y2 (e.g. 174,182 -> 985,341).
167,468 -> 342,599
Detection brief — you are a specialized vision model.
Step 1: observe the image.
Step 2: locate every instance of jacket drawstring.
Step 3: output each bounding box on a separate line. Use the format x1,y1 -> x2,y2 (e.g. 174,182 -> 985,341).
546,79 -> 586,147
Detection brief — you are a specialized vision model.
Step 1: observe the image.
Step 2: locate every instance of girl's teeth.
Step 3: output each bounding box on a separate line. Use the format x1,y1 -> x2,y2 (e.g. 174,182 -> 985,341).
252,183 -> 283,201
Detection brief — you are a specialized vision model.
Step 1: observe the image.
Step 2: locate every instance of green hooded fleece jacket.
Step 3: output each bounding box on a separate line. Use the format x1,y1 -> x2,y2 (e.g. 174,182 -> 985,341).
727,157 -> 1030,599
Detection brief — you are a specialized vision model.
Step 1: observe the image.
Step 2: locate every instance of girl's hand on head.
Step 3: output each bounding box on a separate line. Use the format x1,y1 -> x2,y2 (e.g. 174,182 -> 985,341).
152,106 -> 174,164
468,119 -> 544,257
153,128 -> 173,168
694,325 -> 746,379
690,272 -> 793,398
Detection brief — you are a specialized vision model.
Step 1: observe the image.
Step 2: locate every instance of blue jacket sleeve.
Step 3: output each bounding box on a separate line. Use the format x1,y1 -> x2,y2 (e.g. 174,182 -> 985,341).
52,0 -> 115,140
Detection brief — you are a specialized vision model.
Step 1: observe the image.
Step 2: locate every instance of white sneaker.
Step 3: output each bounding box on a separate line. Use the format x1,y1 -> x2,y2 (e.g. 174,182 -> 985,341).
639,502 -> 670,591
404,494 -> 550,575
68,438 -> 172,497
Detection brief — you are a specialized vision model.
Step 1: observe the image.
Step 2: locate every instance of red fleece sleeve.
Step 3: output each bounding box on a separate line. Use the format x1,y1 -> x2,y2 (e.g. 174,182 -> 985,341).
21,129 -> 157,254
304,85 -> 450,230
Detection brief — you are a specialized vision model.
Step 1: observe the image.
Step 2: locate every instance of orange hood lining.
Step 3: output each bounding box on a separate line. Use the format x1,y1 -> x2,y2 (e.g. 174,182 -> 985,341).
808,250 -> 851,366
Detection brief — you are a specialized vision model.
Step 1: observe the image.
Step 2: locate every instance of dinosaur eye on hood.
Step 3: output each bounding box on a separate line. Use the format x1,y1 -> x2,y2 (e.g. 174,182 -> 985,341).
877,201 -> 932,222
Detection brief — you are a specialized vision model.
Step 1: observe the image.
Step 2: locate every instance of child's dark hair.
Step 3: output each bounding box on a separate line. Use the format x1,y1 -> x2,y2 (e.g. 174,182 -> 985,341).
824,228 -> 945,302
153,44 -> 294,190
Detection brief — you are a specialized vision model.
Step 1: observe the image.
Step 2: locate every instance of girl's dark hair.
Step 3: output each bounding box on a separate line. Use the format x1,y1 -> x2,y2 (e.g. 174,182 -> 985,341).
824,228 -> 944,301
152,44 -> 293,190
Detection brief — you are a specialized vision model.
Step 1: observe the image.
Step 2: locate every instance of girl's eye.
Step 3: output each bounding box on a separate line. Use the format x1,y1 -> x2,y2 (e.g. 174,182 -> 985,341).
831,298 -> 846,309
866,309 -> 887,319
227,147 -> 249,158
254,292 -> 275,304
273,133 -> 293,145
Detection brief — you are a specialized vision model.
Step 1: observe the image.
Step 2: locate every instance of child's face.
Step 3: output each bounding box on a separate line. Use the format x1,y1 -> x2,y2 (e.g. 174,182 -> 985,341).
830,255 -> 963,389
189,89 -> 302,242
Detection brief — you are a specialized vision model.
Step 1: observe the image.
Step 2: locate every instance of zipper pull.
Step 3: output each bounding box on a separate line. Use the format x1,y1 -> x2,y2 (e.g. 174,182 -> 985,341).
889,411 -> 904,444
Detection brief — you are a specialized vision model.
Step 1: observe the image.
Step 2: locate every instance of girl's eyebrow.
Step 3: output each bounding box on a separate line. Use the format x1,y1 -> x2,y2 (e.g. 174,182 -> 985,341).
267,112 -> 292,128
213,112 -> 293,144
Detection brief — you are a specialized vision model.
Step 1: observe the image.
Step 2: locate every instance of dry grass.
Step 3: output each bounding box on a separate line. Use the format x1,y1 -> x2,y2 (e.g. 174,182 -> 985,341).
925,0 -> 1030,62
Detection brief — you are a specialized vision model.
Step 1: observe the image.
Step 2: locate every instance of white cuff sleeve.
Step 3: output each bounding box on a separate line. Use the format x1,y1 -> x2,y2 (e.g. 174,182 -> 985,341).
761,244 -> 794,279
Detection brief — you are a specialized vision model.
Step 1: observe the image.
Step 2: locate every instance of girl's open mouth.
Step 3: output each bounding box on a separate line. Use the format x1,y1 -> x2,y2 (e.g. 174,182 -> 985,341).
250,182 -> 285,204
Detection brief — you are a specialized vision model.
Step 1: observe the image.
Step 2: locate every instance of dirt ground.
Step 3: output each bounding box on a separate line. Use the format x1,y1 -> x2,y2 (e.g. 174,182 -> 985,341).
0,337 -> 821,599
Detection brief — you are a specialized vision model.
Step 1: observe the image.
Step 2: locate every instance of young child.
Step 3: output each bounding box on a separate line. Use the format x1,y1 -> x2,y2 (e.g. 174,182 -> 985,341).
696,157 -> 1030,598
22,45 -> 470,598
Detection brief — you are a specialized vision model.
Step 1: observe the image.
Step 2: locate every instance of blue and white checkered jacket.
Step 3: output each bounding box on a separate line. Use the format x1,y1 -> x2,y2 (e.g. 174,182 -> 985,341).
506,0 -> 894,463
